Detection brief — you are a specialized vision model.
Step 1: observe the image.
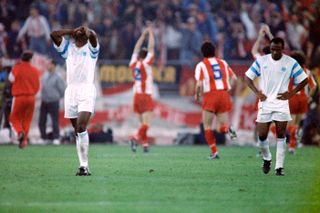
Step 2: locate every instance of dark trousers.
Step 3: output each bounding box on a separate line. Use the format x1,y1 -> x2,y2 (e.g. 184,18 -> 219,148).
39,101 -> 60,140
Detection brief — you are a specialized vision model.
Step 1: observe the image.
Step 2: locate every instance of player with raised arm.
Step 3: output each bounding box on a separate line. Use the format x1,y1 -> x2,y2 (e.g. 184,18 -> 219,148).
195,41 -> 237,160
287,51 -> 317,154
129,27 -> 155,153
245,37 -> 308,176
51,26 -> 99,176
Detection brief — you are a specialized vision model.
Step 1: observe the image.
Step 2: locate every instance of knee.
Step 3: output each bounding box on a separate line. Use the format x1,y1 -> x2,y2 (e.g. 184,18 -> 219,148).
76,123 -> 87,133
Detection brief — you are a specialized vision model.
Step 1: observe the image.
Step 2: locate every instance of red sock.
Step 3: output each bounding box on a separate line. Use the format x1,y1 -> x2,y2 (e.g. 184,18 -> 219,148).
288,125 -> 297,149
204,129 -> 217,154
137,124 -> 149,147
219,124 -> 229,134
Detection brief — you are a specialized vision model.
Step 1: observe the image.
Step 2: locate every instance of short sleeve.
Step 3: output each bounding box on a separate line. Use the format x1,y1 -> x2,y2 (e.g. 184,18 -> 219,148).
290,62 -> 307,84
53,37 -> 70,59
88,41 -> 100,59
245,60 -> 261,80
129,53 -> 138,68
195,63 -> 203,81
143,52 -> 154,65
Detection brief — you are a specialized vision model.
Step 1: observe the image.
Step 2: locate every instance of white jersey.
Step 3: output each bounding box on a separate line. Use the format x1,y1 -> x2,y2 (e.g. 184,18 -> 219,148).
246,54 -> 308,113
54,37 -> 99,85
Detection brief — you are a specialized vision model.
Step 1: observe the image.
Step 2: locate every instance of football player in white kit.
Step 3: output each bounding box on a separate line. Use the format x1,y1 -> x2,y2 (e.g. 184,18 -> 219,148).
51,26 -> 99,176
245,37 -> 308,176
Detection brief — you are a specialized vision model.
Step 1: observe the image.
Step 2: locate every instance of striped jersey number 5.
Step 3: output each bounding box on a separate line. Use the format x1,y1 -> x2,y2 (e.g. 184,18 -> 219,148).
211,64 -> 222,80
134,68 -> 141,80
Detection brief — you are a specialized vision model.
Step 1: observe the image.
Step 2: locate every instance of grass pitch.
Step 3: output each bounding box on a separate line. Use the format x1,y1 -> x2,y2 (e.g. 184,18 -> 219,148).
0,145 -> 319,213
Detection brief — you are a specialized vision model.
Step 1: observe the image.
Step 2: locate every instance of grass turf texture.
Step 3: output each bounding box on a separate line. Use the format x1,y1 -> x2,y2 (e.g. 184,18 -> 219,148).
0,145 -> 319,213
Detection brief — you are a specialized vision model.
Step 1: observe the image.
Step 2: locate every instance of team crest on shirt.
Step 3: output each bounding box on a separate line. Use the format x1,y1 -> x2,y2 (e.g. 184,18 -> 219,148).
281,67 -> 286,72
82,52 -> 87,56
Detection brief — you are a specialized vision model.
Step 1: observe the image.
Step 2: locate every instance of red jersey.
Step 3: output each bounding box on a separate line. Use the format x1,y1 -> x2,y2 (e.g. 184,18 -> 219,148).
195,57 -> 236,92
11,62 -> 40,96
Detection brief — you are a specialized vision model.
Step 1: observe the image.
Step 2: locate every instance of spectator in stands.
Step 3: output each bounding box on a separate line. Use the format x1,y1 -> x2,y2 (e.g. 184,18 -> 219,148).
39,59 -> 65,145
17,6 -> 51,55
9,50 -> 40,148
6,20 -> 25,59
0,23 -> 7,57
180,17 -> 202,65
0,65 -> 12,131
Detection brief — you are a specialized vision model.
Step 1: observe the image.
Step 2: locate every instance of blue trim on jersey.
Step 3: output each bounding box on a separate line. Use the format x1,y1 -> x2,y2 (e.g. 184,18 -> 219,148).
250,67 -> 260,76
90,53 -> 98,59
60,40 -> 70,56
255,61 -> 260,69
90,48 -> 99,55
292,68 -> 303,79
290,62 -> 299,77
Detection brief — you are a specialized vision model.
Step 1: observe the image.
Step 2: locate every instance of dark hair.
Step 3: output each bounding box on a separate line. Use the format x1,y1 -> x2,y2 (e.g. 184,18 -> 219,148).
201,42 -> 215,57
262,46 -> 271,54
290,51 -> 306,66
21,50 -> 33,62
270,37 -> 285,48
138,48 -> 148,59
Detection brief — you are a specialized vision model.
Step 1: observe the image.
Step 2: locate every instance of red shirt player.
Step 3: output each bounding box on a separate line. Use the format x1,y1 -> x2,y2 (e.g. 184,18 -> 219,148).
129,27 -> 155,153
195,41 -> 237,159
287,51 -> 317,154
9,50 -> 40,148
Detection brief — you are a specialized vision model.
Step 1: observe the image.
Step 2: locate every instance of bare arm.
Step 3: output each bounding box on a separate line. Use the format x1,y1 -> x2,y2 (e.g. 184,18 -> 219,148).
195,80 -> 202,102
251,24 -> 273,57
277,78 -> 308,100
133,29 -> 148,54
50,29 -> 74,46
147,27 -> 155,55
244,76 -> 267,101
83,27 -> 98,47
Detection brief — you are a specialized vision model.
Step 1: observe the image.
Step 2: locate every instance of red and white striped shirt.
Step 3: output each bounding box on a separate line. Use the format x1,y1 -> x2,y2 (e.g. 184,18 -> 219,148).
129,52 -> 154,94
195,57 -> 236,92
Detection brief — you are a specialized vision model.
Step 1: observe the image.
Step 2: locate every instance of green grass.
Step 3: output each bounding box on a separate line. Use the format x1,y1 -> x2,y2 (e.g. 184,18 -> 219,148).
0,145 -> 319,213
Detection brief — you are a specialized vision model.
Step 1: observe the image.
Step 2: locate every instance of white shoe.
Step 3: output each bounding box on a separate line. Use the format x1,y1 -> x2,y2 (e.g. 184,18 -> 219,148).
53,139 -> 60,145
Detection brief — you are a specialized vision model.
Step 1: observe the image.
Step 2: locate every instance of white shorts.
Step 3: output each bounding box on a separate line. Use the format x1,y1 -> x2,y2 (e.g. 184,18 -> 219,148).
256,108 -> 292,123
64,84 -> 96,118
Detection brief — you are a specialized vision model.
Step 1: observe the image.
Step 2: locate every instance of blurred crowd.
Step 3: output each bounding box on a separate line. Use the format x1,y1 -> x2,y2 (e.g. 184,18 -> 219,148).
0,0 -> 320,67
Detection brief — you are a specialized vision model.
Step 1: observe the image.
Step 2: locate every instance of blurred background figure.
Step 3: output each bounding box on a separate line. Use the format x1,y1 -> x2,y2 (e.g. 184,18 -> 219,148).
39,59 -> 65,145
9,50 -> 40,148
0,64 -> 12,132
17,6 -> 50,55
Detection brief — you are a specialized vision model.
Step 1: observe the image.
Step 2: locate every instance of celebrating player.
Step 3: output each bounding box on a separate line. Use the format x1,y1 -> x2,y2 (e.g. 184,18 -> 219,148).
194,41 -> 237,160
51,26 -> 99,176
129,27 -> 155,153
287,51 -> 316,154
245,37 -> 308,176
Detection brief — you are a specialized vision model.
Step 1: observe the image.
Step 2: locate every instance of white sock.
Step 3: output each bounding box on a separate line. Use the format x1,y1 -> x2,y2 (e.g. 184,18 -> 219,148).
259,138 -> 272,161
75,136 -> 83,167
77,131 -> 89,168
275,138 -> 286,169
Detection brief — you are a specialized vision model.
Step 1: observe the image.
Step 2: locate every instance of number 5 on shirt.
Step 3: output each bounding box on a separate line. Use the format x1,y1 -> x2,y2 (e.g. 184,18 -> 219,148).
211,64 -> 222,80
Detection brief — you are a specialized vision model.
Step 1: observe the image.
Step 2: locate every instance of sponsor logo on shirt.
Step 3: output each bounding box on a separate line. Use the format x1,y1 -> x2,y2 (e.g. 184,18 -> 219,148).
281,67 -> 286,72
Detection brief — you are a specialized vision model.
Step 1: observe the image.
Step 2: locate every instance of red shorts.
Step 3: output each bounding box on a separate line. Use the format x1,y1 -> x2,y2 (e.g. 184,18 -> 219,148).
202,90 -> 232,113
133,93 -> 154,114
289,94 -> 308,114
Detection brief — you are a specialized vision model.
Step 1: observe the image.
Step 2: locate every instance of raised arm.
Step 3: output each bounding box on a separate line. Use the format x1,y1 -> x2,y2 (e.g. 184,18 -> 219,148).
251,24 -> 273,57
50,29 -> 74,46
147,27 -> 155,55
133,29 -> 148,54
83,27 -> 98,47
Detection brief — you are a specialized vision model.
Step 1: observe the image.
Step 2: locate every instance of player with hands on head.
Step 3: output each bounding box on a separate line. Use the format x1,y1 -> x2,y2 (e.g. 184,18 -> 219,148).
51,25 -> 99,176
